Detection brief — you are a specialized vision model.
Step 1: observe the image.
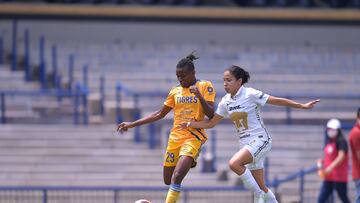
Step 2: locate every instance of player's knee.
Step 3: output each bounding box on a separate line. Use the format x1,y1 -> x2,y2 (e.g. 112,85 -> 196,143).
228,161 -> 236,172
228,158 -> 240,171
171,170 -> 184,184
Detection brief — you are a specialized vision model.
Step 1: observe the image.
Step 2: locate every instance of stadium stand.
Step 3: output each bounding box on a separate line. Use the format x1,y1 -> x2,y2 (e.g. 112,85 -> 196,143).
0,123 -> 356,202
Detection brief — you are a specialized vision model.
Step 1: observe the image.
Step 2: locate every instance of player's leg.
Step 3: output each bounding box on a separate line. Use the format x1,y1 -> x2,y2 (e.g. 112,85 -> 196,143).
163,138 -> 182,185
355,179 -> 360,203
171,155 -> 193,184
249,138 -> 277,203
165,140 -> 201,203
334,182 -> 351,203
317,181 -> 333,203
163,148 -> 178,185
229,148 -> 263,197
251,169 -> 267,191
165,156 -> 193,203
251,169 -> 277,203
163,166 -> 175,185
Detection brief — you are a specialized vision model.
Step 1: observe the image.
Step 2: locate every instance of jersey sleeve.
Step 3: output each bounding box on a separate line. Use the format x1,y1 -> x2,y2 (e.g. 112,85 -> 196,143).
350,131 -> 360,154
202,81 -> 216,102
164,88 -> 175,108
215,96 -> 228,118
248,87 -> 269,106
337,138 -> 348,153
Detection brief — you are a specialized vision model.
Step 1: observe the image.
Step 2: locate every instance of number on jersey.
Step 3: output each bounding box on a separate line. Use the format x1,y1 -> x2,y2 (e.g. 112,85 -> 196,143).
230,112 -> 249,132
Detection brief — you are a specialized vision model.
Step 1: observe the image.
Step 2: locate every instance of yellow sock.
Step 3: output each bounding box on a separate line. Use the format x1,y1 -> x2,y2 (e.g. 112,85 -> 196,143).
165,184 -> 181,203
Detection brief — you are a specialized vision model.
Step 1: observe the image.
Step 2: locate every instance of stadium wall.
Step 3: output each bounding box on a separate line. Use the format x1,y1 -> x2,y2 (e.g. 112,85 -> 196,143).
0,4 -> 360,48
1,19 -> 360,49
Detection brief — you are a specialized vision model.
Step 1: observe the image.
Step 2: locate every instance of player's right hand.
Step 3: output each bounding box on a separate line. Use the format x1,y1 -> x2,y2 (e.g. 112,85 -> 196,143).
179,122 -> 189,130
117,122 -> 132,133
302,99 -> 320,109
318,169 -> 325,179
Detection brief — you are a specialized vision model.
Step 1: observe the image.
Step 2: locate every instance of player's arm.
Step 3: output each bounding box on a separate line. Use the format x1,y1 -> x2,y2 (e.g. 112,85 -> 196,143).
117,105 -> 172,133
199,99 -> 215,119
180,113 -> 223,129
266,96 -> 320,109
189,86 -> 215,118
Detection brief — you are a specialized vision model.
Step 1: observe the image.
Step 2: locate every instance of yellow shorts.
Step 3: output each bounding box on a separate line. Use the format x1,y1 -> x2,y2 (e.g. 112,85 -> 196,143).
163,138 -> 202,167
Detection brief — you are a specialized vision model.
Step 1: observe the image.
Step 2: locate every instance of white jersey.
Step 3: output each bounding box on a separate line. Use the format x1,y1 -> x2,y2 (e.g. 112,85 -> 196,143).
216,86 -> 270,139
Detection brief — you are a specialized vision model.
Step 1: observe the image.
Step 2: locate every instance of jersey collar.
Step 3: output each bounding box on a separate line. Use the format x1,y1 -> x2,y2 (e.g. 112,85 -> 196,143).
183,79 -> 199,89
231,86 -> 243,99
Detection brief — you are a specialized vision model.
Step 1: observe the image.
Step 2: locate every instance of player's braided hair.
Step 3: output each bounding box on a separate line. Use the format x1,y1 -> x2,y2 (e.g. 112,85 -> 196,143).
176,51 -> 199,71
227,65 -> 250,85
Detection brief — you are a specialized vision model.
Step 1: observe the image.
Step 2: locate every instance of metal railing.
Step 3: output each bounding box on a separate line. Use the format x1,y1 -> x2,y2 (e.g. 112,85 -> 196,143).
271,165 -> 318,203
0,165 -> 318,203
0,185 -> 251,203
0,84 -> 89,125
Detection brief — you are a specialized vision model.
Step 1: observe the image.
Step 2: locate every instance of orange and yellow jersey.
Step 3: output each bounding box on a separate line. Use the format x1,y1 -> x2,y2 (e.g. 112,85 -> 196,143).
164,80 -> 216,143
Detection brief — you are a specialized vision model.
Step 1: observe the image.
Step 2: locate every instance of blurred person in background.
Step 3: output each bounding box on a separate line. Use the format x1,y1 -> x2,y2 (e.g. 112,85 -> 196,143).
349,108 -> 360,203
181,65 -> 320,203
317,118 -> 350,203
117,52 -> 216,203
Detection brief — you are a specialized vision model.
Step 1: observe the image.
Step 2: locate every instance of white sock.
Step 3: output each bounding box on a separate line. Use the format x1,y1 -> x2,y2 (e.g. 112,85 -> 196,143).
253,192 -> 263,203
264,189 -> 278,203
239,168 -> 263,195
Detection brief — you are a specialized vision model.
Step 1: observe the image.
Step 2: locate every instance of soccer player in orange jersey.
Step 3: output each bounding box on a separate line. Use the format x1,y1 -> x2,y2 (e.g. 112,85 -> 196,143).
117,52 -> 216,203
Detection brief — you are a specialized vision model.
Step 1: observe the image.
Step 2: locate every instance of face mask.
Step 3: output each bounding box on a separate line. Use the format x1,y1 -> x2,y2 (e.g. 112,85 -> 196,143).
327,129 -> 338,139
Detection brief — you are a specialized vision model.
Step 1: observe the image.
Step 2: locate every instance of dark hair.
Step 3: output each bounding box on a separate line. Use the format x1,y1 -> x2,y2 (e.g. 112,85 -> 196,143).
226,65 -> 250,85
326,128 -> 345,144
357,107 -> 360,118
176,52 -> 199,71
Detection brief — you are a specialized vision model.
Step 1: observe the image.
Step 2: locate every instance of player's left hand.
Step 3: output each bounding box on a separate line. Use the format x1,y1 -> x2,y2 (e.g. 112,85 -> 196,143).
117,122 -> 133,133
323,166 -> 332,176
189,85 -> 201,97
302,99 -> 320,109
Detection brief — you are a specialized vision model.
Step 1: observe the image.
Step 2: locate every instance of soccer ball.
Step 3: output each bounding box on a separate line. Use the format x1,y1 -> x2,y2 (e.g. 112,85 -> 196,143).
134,199 -> 151,203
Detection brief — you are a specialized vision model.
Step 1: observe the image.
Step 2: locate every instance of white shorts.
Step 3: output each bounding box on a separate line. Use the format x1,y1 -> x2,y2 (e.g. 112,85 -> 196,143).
239,134 -> 272,170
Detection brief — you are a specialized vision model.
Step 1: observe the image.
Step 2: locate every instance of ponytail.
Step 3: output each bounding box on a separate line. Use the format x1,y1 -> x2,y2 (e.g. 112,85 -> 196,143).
177,51 -> 199,71
226,65 -> 250,85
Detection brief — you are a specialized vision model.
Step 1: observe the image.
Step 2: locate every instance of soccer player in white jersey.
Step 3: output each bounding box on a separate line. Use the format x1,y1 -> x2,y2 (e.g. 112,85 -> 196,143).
180,65 -> 320,203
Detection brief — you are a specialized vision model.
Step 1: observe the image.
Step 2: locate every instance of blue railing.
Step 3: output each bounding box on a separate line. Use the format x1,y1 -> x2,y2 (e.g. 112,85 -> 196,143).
115,82 -> 168,148
1,21 -> 96,126
271,165 -> 318,203
24,29 -> 31,81
11,19 -> 17,71
0,85 -> 89,125
0,185 -> 248,203
0,164 -> 317,203
0,35 -> 3,65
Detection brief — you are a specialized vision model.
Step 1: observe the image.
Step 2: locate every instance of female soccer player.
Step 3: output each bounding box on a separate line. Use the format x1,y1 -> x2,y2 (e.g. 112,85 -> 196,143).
117,53 -> 216,203
180,65 -> 320,203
